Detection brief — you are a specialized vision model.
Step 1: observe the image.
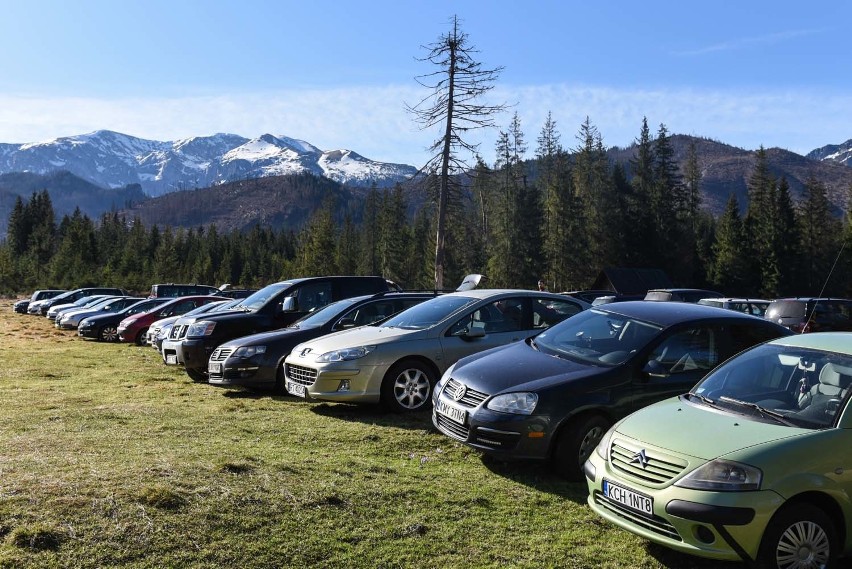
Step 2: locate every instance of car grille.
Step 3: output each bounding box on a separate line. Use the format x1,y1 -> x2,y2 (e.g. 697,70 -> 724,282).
170,324 -> 189,340
592,491 -> 681,541
609,439 -> 688,485
435,413 -> 469,441
443,378 -> 489,408
210,347 -> 234,363
286,364 -> 318,387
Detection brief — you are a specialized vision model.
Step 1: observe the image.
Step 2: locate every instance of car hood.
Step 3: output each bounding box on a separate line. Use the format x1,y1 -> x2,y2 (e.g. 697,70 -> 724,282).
294,325 -> 426,354
451,340 -> 612,394
220,325 -> 322,349
614,397 -> 810,461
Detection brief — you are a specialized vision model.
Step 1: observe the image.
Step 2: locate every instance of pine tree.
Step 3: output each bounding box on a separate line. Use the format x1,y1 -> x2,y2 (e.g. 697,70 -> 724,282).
711,195 -> 748,292
798,176 -> 842,294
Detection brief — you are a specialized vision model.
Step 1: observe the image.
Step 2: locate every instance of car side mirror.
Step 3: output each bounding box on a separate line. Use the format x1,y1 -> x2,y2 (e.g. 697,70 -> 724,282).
642,359 -> 668,378
280,297 -> 298,313
460,327 -> 486,341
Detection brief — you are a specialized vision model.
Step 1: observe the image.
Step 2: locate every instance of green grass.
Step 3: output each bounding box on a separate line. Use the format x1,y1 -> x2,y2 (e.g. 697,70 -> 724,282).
0,307 -> 743,568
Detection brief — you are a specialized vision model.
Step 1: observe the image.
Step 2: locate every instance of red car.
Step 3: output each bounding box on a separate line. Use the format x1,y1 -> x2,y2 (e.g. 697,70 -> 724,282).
117,296 -> 225,345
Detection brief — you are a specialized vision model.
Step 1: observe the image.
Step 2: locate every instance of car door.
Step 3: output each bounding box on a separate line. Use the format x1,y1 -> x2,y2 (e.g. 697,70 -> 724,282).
439,296 -> 532,369
630,325 -> 721,412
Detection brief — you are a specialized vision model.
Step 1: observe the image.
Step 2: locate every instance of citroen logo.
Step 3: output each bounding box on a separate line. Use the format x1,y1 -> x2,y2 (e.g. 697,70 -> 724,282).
451,383 -> 467,401
300,348 -> 312,357
630,449 -> 650,469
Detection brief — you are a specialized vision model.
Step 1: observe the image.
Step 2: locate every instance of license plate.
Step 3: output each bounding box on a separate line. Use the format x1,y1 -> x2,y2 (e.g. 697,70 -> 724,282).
166,354 -> 177,365
435,398 -> 467,425
286,381 -> 306,398
209,362 -> 222,374
603,479 -> 653,516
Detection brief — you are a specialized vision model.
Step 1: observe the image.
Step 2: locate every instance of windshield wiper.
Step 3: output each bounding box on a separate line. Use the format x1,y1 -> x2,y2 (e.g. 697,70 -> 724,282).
529,338 -> 539,351
718,396 -> 797,426
685,392 -> 718,407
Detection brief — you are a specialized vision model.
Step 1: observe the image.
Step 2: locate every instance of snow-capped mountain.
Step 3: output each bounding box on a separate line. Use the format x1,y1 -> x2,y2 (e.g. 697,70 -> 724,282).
807,139 -> 852,167
0,130 -> 418,196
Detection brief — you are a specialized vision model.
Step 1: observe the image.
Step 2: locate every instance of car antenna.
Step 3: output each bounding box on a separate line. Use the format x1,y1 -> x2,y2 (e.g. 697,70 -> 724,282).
802,240 -> 847,333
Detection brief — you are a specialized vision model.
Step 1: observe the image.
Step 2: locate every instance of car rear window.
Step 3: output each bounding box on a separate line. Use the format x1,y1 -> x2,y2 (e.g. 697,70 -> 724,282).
766,301 -> 806,319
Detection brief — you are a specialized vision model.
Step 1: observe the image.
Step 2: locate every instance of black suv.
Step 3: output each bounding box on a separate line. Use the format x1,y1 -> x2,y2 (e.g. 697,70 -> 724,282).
178,276 -> 400,381
764,297 -> 852,333
14,289 -> 66,313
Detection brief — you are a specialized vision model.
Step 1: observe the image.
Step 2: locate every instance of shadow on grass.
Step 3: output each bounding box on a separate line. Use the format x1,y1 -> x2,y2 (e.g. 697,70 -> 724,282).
477,454 -> 589,501
309,402 -> 434,431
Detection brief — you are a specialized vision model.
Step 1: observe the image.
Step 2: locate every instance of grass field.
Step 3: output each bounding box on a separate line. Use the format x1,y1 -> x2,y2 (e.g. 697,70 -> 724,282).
0,306 -> 743,568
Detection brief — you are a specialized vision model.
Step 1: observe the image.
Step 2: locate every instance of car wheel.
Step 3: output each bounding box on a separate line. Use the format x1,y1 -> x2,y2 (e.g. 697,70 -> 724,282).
186,368 -> 208,383
135,328 -> 149,346
381,360 -> 436,413
756,503 -> 837,569
99,325 -> 119,342
552,415 -> 610,482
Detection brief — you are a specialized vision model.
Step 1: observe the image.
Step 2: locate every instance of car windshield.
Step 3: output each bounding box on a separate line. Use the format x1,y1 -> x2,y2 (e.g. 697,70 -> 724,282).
381,296 -> 475,330
291,297 -> 363,328
125,299 -> 166,315
239,282 -> 293,312
534,309 -> 663,365
691,343 -> 852,429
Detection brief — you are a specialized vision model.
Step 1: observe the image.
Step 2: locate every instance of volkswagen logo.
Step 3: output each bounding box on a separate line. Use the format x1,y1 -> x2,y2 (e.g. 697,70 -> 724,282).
450,383 -> 467,401
629,449 -> 650,469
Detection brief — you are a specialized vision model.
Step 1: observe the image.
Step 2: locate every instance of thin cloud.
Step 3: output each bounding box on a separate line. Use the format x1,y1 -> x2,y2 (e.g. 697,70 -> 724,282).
676,28 -> 825,56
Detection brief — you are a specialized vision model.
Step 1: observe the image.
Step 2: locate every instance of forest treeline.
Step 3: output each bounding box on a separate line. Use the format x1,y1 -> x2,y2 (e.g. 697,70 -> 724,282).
1,116 -> 851,298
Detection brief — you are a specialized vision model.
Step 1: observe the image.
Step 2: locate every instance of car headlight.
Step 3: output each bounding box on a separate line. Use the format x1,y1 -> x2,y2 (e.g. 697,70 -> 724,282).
486,392 -> 538,415
234,345 -> 267,358
675,459 -> 762,491
187,321 -> 216,337
315,346 -> 376,362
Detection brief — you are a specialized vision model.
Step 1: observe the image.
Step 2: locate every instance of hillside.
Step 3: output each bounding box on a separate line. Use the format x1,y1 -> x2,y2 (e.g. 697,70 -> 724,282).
116,172 -> 367,232
0,171 -> 146,235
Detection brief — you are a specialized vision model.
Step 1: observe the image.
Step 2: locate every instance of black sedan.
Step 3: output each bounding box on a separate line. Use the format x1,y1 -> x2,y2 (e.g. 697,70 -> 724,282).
78,297 -> 169,342
431,301 -> 793,481
208,292 -> 437,391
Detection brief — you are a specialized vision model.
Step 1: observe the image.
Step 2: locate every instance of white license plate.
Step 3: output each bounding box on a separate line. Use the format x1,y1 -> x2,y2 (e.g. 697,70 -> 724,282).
435,398 -> 467,425
209,362 -> 222,374
286,381 -> 306,398
165,354 -> 177,365
603,479 -> 653,516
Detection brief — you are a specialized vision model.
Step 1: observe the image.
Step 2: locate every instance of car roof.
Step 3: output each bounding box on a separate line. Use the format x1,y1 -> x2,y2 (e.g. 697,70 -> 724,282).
699,297 -> 770,303
594,300 -> 774,327
441,288 -> 590,303
768,332 -> 852,355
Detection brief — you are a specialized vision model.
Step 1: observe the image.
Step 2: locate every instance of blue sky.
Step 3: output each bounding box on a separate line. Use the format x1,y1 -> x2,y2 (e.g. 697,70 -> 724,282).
0,0 -> 850,166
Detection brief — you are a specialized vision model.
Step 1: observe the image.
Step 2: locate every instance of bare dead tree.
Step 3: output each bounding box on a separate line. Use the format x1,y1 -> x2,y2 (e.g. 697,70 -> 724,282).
407,15 -> 506,289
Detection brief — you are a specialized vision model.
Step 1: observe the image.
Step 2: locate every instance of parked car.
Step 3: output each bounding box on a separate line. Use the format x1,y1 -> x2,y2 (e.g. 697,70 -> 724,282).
213,288 -> 257,299
697,297 -> 770,317
14,289 -> 66,313
563,290 -> 615,304
33,287 -> 127,316
155,299 -> 241,356
117,296 -> 224,345
586,332 -> 852,568
644,288 -> 724,303
591,294 -> 645,306
47,294 -> 113,321
283,289 -> 590,412
432,302 -> 792,480
78,298 -> 170,342
177,276 -> 401,382
764,297 -> 852,333
148,283 -> 221,298
57,296 -> 145,330
208,291 -> 439,391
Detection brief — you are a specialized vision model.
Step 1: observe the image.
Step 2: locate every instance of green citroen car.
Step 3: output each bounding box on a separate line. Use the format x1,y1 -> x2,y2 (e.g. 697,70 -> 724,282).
586,332 -> 852,569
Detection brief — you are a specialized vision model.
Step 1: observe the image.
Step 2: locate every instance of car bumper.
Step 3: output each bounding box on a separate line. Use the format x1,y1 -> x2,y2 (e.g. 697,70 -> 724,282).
431,394 -> 554,461
182,338 -> 215,372
208,358 -> 277,389
78,326 -> 98,338
283,359 -> 386,403
161,339 -> 184,365
584,452 -> 784,563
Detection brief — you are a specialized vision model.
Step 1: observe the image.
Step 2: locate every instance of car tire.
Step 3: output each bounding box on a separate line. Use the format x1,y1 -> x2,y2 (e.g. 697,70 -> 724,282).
99,325 -> 119,343
186,368 -> 208,383
380,359 -> 436,413
552,415 -> 610,482
135,328 -> 149,346
756,503 -> 837,569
